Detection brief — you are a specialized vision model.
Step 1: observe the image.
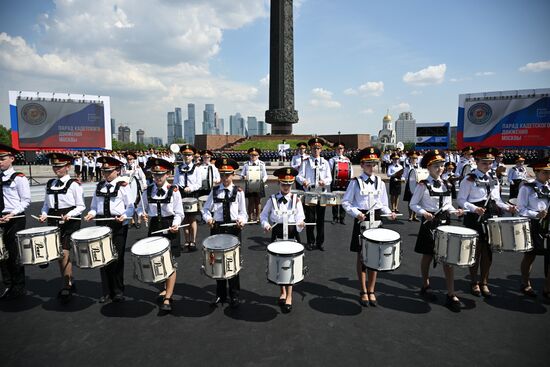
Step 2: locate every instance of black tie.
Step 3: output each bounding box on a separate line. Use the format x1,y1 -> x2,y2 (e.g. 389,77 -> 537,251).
365,178 -> 374,185
315,159 -> 319,166
223,189 -> 231,223
103,183 -> 112,217
278,196 -> 288,205
54,179 -> 64,187
157,188 -> 166,197
0,171 -> 5,213
433,180 -> 442,188
253,163 -> 257,166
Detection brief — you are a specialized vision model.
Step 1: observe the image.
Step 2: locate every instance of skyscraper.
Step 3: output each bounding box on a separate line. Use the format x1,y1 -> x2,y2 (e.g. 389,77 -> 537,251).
174,107 -> 183,142
184,103 -> 196,144
167,111 -> 175,144
258,120 -> 268,135
118,126 -> 131,143
136,129 -> 145,144
230,113 -> 246,136
395,111 -> 416,143
110,118 -> 116,139
214,113 -> 224,135
247,116 -> 258,136
203,104 -> 215,135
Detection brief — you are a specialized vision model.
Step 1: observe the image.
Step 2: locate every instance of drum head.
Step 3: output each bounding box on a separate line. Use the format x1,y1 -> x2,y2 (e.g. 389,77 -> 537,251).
487,217 -> 526,223
182,198 -> 198,204
267,241 -> 304,255
199,195 -> 209,202
363,228 -> 400,242
437,225 -> 477,236
131,236 -> 170,255
71,226 -> 111,240
17,226 -> 58,235
202,234 -> 240,250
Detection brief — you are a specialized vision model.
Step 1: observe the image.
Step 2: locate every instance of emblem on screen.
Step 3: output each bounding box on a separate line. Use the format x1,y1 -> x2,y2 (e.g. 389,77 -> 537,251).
21,103 -> 47,125
467,103 -> 492,125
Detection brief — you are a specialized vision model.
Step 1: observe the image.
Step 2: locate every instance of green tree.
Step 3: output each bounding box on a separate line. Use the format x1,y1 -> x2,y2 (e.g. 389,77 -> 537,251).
0,125 -> 12,145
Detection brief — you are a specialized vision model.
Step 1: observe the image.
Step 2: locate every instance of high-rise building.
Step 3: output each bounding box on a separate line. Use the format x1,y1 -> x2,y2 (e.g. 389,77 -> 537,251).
110,118 -> 116,139
136,129 -> 145,144
247,116 -> 258,136
258,120 -> 268,135
167,111 -> 175,144
144,137 -> 163,146
230,113 -> 246,136
203,104 -> 215,135
174,107 -> 183,141
214,113 -> 224,135
184,103 -> 196,144
118,125 -> 131,143
395,112 -> 416,143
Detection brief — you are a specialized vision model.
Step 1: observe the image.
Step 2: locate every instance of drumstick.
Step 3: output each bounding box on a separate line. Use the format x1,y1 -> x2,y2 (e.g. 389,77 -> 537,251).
2,215 -> 26,219
150,224 -> 190,235
31,214 -> 82,221
94,217 -> 118,222
219,221 -> 258,227
478,196 -> 491,223
380,213 -> 403,217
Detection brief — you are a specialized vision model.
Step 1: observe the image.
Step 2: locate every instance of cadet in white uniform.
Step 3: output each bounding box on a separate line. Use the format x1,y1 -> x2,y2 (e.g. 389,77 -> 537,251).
328,142 -> 352,224
240,147 -> 268,222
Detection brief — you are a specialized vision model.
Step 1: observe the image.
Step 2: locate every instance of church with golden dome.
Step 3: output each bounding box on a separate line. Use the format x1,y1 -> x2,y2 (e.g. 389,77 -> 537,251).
378,110 -> 396,145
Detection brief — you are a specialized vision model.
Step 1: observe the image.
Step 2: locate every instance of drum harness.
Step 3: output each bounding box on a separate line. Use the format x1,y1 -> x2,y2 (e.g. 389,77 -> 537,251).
95,180 -> 126,218
213,185 -> 239,225
146,185 -> 176,224
422,179 -> 452,268
356,176 -> 383,236
271,193 -> 298,240
0,171 -> 25,215
45,178 -> 78,225
178,163 -> 196,193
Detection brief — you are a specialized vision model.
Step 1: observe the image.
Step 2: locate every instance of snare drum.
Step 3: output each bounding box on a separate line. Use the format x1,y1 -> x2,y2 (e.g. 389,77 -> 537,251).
332,191 -> 346,205
361,228 -> 401,271
198,195 -> 209,211
245,165 -> 262,193
434,226 -> 478,267
71,226 -> 116,269
487,217 -> 532,252
131,237 -> 175,283
0,229 -> 8,261
319,192 -> 337,206
182,197 -> 199,212
303,191 -> 319,206
16,226 -> 62,265
201,234 -> 241,279
266,241 -> 305,285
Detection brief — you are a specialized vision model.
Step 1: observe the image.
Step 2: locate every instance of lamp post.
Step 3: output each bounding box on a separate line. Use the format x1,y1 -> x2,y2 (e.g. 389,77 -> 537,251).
338,131 -> 341,144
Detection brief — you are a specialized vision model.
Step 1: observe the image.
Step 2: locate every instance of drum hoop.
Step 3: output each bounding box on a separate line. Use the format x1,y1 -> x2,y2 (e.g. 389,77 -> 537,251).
17,227 -> 60,237
203,243 -> 240,252
132,247 -> 170,258
72,228 -> 112,243
436,230 -> 478,239
267,250 -> 304,257
487,218 -> 528,224
363,238 -> 401,246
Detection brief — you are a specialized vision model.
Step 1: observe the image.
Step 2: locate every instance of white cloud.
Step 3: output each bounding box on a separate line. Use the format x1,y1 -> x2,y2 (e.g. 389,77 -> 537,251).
360,108 -> 374,114
403,64 -> 446,86
358,81 -> 384,96
519,60 -> 550,73
475,71 -> 495,76
309,88 -> 341,108
410,90 -> 422,95
260,74 -> 269,87
392,102 -> 410,111
343,88 -> 358,95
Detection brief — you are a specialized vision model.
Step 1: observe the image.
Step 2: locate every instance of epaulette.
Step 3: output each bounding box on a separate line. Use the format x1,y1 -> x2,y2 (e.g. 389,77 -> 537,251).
522,181 -> 536,189
15,172 -> 25,177
466,173 -> 476,182
120,181 -> 128,186
418,180 -> 428,186
171,185 -> 179,192
237,186 -> 243,192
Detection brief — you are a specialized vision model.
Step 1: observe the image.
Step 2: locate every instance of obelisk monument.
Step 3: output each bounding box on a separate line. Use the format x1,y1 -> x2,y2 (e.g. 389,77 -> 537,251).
265,0 -> 299,135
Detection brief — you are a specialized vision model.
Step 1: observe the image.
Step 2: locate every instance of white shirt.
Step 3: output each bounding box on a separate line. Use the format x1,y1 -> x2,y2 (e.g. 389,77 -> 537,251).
260,192 -> 305,231
241,160 -> 268,183
404,164 -> 419,193
201,183 -> 248,223
137,183 -> 184,226
1,167 -> 31,215
88,177 -> 135,219
291,153 -> 309,170
296,156 -> 332,190
456,157 -> 476,177
457,170 -> 509,212
173,162 -> 202,191
387,162 -> 403,178
40,174 -> 85,217
198,163 -> 221,190
409,175 -> 456,216
518,180 -> 549,219
507,165 -> 527,182
342,173 -> 392,218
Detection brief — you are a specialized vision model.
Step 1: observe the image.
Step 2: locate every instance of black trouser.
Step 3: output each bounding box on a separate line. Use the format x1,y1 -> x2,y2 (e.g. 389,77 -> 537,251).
149,216 -> 180,256
82,166 -> 88,181
98,219 -> 128,298
271,224 -> 300,243
211,223 -> 241,300
332,205 -> 345,221
0,216 -> 26,290
304,204 -> 326,245
95,169 -> 101,181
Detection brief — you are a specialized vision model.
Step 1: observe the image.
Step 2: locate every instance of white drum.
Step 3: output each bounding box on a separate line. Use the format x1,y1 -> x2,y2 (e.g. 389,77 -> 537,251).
319,192 -> 337,206
0,228 -> 8,261
434,225 -> 478,267
198,195 -> 209,211
71,226 -> 116,269
245,165 -> 262,193
267,241 -> 305,285
16,226 -> 62,265
131,237 -> 175,283
303,191 -> 319,206
182,197 -> 199,213
487,217 -> 532,252
290,189 -> 305,201
361,228 -> 401,271
332,191 -> 346,205
201,234 -> 241,279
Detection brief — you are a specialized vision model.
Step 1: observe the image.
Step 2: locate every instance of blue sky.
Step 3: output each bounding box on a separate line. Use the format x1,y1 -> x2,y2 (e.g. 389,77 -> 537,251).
1,0 -> 549,141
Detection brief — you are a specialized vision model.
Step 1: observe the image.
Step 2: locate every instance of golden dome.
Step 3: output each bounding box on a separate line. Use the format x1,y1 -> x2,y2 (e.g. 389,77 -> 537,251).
383,113 -> 392,122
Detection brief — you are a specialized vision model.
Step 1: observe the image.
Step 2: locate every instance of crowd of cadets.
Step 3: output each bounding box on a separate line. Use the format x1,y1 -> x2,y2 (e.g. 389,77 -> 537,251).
1,140 -> 548,314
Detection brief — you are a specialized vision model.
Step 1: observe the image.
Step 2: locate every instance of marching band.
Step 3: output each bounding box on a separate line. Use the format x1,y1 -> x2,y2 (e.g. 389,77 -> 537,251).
1,141 -> 549,316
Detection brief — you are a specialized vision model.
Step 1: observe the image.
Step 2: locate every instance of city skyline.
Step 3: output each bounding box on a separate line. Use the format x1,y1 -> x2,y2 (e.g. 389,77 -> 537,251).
1,1 -> 549,139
